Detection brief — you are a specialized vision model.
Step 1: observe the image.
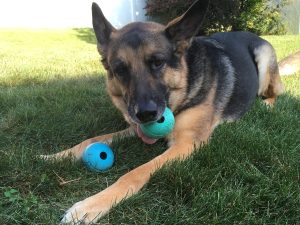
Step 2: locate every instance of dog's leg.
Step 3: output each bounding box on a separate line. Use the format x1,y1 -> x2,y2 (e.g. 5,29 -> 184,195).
41,127 -> 135,161
60,102 -> 219,224
254,44 -> 284,106
262,74 -> 284,107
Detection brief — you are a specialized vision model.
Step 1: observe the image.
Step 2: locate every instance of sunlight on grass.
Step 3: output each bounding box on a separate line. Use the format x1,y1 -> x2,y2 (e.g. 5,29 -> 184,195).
0,29 -> 105,86
263,35 -> 300,60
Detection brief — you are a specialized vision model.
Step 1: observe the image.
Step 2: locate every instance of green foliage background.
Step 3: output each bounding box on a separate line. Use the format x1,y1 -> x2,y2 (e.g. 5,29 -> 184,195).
145,0 -> 289,35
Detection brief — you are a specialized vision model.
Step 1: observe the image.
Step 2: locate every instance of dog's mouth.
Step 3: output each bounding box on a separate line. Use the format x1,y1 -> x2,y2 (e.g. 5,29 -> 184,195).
128,106 -> 165,144
128,104 -> 165,124
136,125 -> 158,144
127,100 -> 166,144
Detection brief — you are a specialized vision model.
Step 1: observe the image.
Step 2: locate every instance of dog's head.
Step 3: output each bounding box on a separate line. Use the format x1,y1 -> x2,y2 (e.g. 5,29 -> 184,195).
92,0 -> 209,124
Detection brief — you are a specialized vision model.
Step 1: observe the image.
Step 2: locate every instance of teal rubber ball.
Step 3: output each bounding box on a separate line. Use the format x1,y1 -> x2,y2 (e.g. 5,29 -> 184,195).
140,107 -> 175,139
82,143 -> 114,172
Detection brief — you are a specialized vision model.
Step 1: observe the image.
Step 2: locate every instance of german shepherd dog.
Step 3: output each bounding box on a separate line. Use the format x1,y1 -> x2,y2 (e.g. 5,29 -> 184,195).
44,0 -> 284,223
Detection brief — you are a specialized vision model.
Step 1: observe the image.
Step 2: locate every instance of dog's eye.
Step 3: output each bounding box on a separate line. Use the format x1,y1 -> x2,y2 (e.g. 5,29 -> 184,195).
115,65 -> 128,76
112,61 -> 128,77
150,58 -> 165,71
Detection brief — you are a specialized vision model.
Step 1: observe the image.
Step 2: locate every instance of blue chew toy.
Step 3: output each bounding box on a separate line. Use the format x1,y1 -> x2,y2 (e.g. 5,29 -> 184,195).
82,142 -> 114,172
140,107 -> 175,139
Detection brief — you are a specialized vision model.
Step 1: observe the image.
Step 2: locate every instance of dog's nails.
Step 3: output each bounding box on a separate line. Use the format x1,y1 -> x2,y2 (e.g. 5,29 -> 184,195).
38,155 -> 49,160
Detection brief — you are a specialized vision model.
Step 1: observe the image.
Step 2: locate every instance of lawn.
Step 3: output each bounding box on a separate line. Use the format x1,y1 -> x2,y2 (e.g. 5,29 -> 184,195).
0,29 -> 299,225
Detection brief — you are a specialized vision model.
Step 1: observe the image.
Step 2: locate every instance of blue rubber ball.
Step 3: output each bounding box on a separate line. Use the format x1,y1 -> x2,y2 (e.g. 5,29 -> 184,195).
82,143 -> 114,172
140,107 -> 175,139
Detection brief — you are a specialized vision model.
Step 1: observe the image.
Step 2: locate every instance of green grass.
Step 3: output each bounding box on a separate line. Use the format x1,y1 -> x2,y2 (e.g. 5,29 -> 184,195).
0,29 -> 299,225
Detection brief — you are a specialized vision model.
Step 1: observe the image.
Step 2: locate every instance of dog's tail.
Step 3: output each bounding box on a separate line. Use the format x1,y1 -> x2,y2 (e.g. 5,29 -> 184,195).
278,51 -> 300,76
253,42 -> 285,97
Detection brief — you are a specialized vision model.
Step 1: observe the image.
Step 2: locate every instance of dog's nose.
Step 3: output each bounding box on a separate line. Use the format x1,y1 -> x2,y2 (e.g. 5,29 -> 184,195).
136,100 -> 158,123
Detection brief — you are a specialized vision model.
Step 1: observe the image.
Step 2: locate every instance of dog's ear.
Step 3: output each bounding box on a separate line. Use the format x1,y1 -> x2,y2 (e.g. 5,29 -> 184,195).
92,2 -> 116,54
165,0 -> 209,52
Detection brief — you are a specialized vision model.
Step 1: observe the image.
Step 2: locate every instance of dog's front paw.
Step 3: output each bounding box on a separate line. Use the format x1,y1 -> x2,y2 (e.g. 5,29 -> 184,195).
60,196 -> 110,224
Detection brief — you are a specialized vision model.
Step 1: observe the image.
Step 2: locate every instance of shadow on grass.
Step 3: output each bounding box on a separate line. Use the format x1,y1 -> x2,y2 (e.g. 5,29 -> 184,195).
1,75 -> 119,147
73,28 -> 96,44
0,73 -> 166,179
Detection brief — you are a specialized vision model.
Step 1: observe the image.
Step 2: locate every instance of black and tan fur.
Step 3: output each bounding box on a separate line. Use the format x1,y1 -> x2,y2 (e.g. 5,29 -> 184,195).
43,0 -> 284,223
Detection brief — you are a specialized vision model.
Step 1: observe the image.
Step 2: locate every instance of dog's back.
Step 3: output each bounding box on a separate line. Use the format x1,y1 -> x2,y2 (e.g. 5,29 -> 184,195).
211,31 -> 263,119
181,31 -> 284,123
212,31 -> 284,108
